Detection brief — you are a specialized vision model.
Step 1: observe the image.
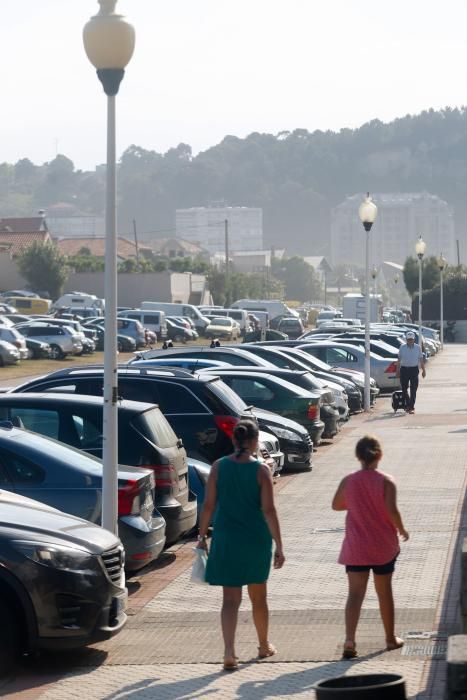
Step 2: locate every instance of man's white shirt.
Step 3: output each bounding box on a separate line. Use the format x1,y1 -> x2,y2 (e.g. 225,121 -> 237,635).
398,343 -> 423,367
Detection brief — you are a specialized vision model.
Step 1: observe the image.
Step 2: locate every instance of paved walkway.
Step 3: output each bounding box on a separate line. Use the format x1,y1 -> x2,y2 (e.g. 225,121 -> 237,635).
3,344 -> 467,699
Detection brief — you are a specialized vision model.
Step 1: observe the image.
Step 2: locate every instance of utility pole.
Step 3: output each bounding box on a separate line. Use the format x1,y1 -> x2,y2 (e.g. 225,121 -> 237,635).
133,219 -> 140,269
224,219 -> 229,305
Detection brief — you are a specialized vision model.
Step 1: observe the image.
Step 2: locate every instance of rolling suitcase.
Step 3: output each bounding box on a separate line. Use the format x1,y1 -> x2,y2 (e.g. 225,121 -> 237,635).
391,390 -> 405,412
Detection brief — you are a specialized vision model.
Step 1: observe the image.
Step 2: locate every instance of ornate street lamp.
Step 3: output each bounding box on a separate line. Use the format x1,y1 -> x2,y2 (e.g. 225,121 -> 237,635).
83,0 -> 135,535
437,253 -> 447,349
415,236 -> 426,351
371,265 -> 378,299
358,193 -> 378,412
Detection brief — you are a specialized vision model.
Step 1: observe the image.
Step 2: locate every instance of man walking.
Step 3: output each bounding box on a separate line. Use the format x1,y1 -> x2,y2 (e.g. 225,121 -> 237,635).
396,331 -> 426,414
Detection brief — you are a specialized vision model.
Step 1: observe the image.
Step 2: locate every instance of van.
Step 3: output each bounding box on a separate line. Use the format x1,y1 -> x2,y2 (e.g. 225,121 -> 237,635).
231,299 -> 299,321
140,302 -> 209,334
52,293 -> 104,313
118,309 -> 167,339
5,296 -> 51,315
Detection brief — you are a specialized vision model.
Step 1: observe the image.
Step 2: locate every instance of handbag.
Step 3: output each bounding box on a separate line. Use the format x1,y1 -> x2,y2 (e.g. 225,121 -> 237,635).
191,547 -> 209,586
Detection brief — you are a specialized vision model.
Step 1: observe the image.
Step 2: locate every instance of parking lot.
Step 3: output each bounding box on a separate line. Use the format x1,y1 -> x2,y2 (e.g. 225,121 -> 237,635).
1,343 -> 465,699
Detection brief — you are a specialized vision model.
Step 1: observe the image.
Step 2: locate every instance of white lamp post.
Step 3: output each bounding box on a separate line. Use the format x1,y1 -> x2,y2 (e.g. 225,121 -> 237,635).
437,253 -> 447,350
83,0 -> 135,535
358,193 -> 378,412
415,236 -> 426,351
394,273 -> 400,315
371,265 -> 378,299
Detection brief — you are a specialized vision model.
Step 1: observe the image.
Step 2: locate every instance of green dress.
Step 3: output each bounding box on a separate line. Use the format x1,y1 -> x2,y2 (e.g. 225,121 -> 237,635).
205,456 -> 273,587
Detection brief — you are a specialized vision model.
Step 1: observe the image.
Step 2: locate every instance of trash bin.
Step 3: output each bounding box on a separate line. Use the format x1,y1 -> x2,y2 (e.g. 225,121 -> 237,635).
314,673 -> 406,699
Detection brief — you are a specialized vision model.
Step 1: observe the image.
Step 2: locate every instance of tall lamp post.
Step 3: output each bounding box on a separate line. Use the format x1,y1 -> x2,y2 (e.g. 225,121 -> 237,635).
437,253 -> 447,349
83,0 -> 135,534
394,273 -> 399,315
371,265 -> 378,299
358,193 -> 378,412
415,236 -> 426,350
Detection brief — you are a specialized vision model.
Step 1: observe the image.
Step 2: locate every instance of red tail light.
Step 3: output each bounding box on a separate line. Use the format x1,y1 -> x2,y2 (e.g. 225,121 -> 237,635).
13,341 -> 22,348
307,403 -> 319,421
118,479 -> 140,515
147,464 -> 176,488
214,415 -> 239,439
385,361 -> 398,374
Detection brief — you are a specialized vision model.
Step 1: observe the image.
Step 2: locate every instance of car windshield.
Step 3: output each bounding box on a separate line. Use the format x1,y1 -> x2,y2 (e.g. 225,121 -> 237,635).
211,318 -> 231,326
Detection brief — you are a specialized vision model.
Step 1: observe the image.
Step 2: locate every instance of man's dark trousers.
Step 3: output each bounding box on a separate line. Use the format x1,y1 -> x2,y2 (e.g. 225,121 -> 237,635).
400,366 -> 419,410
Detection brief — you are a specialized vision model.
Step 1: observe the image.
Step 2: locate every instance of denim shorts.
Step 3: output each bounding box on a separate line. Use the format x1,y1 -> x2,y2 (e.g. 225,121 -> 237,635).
345,556 -> 397,575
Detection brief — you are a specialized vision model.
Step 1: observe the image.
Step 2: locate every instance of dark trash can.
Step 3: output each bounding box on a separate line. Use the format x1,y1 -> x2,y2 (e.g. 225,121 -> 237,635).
315,673 -> 406,699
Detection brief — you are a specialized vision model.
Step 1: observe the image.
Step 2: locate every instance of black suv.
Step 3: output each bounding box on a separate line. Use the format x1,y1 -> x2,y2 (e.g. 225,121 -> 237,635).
0,490 -> 126,673
3,391 -> 196,545
13,366 -> 313,470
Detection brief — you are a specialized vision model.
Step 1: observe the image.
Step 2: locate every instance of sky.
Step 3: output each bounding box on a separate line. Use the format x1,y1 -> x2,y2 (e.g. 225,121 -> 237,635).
3,0 -> 467,171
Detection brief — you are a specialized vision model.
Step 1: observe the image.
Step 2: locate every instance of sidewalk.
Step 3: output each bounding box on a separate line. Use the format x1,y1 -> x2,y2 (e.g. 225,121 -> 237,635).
3,344 -> 467,699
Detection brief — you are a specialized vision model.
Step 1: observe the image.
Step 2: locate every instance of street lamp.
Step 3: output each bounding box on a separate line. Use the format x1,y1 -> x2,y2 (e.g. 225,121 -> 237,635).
415,235 -> 426,351
83,0 -> 135,535
358,193 -> 378,412
371,265 -> 378,299
394,273 -> 400,315
437,253 -> 447,349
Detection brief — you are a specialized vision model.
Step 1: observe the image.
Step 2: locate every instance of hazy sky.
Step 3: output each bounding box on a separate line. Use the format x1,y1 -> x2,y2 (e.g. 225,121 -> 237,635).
3,0 -> 467,170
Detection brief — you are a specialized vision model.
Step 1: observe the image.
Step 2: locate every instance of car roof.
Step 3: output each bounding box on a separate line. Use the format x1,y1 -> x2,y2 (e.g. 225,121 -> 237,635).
0,392 -> 156,413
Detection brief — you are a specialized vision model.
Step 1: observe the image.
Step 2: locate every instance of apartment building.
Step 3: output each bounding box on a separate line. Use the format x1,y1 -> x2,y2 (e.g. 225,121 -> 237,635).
176,206 -> 263,254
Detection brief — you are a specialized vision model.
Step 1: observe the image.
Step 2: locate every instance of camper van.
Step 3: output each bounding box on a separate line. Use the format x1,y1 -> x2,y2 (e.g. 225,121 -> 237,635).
52,293 -> 104,315
140,302 -> 209,333
4,296 -> 51,315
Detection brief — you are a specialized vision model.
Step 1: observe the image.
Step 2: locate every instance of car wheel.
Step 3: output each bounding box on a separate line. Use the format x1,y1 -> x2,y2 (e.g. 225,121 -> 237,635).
27,348 -> 34,360
49,344 -> 64,360
117,340 -> 123,352
173,333 -> 183,343
0,600 -> 20,675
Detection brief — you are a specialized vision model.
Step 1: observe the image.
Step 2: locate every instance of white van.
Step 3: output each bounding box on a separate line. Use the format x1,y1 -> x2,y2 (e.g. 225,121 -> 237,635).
53,293 -> 105,313
231,299 -> 299,321
140,302 -> 209,333
117,309 -> 167,339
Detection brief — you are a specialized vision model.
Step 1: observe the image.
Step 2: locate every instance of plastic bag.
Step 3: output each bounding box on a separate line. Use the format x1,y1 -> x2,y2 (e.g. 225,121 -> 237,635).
191,547 -> 209,586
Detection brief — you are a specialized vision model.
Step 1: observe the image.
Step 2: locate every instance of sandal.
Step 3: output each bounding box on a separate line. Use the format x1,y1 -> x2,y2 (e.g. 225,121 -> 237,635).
386,637 -> 404,651
258,643 -> 277,659
343,641 -> 357,659
223,656 -> 239,671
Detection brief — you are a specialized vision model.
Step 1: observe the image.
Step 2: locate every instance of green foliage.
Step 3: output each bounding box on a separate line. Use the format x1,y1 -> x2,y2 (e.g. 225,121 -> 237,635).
272,256 -> 322,302
68,254 -> 104,272
414,269 -> 467,320
403,256 -> 442,297
17,242 -> 69,299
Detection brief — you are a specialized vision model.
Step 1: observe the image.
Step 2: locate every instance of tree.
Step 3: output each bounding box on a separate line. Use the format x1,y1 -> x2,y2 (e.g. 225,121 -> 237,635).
403,256 -> 440,297
17,242 -> 69,299
272,256 -> 322,302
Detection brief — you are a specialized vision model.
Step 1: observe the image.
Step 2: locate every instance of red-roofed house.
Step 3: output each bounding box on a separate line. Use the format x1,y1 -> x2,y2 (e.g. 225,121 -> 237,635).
0,216 -> 52,257
56,237 -> 154,261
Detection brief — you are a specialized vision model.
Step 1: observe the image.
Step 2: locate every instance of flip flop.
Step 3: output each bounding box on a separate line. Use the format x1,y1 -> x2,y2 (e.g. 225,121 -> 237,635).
343,642 -> 358,659
258,643 -> 277,659
386,637 -> 404,651
223,657 -> 239,671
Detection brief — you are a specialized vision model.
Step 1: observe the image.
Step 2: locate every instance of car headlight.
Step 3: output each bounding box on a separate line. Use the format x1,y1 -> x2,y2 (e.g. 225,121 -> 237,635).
272,427 -> 300,441
12,541 -> 99,573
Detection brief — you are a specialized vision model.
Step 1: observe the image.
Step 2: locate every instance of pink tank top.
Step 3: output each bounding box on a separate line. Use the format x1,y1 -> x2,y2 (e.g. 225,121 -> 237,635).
338,469 -> 400,566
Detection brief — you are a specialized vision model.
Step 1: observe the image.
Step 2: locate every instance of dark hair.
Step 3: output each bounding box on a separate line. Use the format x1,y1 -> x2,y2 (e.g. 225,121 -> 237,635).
233,419 -> 259,457
355,435 -> 382,465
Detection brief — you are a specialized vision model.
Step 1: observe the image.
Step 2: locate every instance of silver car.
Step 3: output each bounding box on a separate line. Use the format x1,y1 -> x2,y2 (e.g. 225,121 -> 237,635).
0,340 -> 20,366
15,323 -> 83,360
302,341 -> 399,390
0,327 -> 28,359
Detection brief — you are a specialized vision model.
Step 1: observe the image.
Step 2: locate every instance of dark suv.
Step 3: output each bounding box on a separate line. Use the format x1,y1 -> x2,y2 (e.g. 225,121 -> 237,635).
13,365 -> 313,470
0,490 -> 126,673
3,391 -> 196,545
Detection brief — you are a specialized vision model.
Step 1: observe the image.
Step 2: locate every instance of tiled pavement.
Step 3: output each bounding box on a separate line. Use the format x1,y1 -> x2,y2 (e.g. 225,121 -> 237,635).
2,344 -> 467,699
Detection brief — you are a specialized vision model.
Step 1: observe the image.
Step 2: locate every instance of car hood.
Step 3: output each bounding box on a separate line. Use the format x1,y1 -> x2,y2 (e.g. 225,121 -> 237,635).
0,490 -> 119,553
251,407 -> 309,437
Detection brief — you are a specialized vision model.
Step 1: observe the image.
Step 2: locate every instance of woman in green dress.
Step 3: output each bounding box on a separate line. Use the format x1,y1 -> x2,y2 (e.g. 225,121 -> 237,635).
197,419 -> 285,670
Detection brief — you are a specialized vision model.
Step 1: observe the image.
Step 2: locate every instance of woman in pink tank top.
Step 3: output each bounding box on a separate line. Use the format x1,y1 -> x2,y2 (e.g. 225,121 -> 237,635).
332,435 -> 409,659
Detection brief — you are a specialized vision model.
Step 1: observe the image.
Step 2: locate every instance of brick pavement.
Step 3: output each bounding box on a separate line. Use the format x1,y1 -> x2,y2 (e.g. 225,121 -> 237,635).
2,344 -> 467,699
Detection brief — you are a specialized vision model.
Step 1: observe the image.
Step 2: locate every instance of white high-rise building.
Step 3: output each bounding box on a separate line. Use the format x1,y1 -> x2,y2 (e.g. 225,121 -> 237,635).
330,192 -> 456,267
176,206 -> 263,254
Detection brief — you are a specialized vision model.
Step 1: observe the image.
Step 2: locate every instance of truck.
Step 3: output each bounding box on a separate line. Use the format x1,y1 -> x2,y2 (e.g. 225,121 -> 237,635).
342,294 -> 381,323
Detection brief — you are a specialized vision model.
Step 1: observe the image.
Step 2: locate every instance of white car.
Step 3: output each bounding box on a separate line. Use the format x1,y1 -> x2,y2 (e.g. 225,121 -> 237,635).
0,340 -> 20,366
0,327 -> 28,360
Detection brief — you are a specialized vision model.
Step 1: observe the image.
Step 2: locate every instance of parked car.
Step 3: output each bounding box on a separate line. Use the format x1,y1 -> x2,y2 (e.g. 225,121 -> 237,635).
0,340 -> 20,366
0,327 -> 28,360
205,317 -> 240,341
205,369 -> 325,445
117,318 -> 146,348
25,338 -> 51,359
15,323 -> 83,360
90,324 -> 137,353
202,366 -> 340,440
38,318 -> 96,355
276,317 -> 304,339
3,390 -> 197,545
137,344 -> 276,367
12,364 -> 307,470
0,417 -> 165,570
298,341 -> 399,390
3,314 -> 32,325
243,329 -> 288,343
0,489 -> 127,672
117,309 -> 167,340
166,318 -> 196,343
130,358 -> 233,371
